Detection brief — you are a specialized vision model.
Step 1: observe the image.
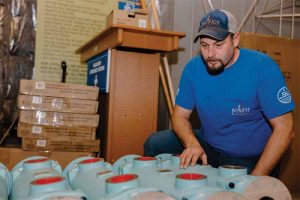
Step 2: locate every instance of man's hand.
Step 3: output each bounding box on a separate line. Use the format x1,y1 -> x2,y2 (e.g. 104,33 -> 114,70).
250,112 -> 294,176
180,141 -> 208,168
172,105 -> 208,168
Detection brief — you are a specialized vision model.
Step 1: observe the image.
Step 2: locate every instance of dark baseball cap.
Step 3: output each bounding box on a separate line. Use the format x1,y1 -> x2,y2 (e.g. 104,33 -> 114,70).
194,9 -> 238,43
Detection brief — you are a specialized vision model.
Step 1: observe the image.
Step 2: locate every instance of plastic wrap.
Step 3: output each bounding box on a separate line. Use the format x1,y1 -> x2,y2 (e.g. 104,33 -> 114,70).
9,0 -> 36,58
0,59 -> 4,127
0,16 -> 5,137
2,57 -> 33,125
0,2 -> 5,57
0,0 -> 36,143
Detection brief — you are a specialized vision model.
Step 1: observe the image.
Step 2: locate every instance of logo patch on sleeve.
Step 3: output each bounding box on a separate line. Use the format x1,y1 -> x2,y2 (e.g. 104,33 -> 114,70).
277,87 -> 292,104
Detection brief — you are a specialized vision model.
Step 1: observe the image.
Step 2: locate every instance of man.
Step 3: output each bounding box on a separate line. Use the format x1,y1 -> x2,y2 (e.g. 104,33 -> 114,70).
144,9 -> 295,177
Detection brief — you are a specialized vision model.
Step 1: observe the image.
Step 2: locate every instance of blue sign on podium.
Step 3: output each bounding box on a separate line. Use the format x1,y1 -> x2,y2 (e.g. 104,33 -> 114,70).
87,49 -> 111,93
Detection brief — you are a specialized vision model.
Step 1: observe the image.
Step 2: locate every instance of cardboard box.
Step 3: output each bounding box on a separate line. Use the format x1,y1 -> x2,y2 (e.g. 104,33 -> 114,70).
283,39 -> 300,91
17,123 -> 96,140
240,33 -> 285,66
19,110 -> 99,127
239,32 -> 269,54
106,9 -> 150,29
0,147 -> 95,170
18,95 -> 98,114
19,79 -> 99,100
266,36 -> 286,67
22,137 -> 100,152
240,33 -> 293,85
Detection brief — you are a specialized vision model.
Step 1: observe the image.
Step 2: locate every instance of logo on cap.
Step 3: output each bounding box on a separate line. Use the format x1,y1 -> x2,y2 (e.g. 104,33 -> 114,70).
202,16 -> 221,27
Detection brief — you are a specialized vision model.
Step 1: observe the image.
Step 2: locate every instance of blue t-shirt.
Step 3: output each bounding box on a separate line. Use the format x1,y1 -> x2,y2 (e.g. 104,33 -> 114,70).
176,48 -> 295,158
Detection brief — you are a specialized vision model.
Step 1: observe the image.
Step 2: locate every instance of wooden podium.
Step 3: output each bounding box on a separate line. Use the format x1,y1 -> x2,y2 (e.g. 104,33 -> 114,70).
77,25 -> 185,162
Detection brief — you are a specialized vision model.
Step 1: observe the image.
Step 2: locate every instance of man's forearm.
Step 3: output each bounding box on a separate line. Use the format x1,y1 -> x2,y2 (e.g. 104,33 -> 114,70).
252,129 -> 293,175
251,113 -> 294,176
172,115 -> 198,148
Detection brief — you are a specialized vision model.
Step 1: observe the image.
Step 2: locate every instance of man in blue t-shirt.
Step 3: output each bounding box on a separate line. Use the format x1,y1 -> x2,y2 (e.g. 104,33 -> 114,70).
144,9 -> 295,177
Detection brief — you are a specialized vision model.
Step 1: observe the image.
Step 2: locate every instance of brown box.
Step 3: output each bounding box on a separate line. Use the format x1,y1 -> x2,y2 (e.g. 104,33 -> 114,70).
17,123 -> 96,140
19,79 -> 99,100
22,137 -> 100,152
240,33 -> 286,66
19,110 -> 99,127
283,39 -> 300,93
0,147 -> 95,170
106,9 -> 150,29
18,95 -> 98,114
267,36 -> 286,67
239,32 -> 269,54
240,33 -> 294,89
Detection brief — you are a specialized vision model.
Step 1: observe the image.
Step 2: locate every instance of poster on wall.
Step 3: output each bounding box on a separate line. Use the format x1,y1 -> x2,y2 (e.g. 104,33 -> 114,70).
34,0 -> 118,84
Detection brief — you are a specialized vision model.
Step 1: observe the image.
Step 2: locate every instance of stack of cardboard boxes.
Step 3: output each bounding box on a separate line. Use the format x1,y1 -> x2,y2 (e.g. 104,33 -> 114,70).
17,79 -> 100,152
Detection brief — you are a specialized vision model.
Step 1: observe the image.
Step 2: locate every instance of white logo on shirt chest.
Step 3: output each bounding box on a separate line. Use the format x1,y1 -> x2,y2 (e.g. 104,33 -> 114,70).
232,104 -> 250,115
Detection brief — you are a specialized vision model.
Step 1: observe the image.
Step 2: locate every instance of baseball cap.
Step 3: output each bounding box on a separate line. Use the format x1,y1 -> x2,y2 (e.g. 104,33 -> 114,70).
194,9 -> 238,43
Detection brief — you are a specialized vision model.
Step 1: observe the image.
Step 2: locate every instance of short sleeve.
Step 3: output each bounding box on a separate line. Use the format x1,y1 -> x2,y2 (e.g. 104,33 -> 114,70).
256,56 -> 295,119
175,61 -> 195,110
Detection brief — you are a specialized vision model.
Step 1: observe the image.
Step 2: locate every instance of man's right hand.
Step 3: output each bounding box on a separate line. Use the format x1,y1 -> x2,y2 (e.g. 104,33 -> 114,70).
179,141 -> 208,168
171,105 -> 208,168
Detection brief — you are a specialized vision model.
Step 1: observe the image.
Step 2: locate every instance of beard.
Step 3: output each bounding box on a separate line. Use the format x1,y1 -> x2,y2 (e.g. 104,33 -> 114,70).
204,58 -> 225,75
